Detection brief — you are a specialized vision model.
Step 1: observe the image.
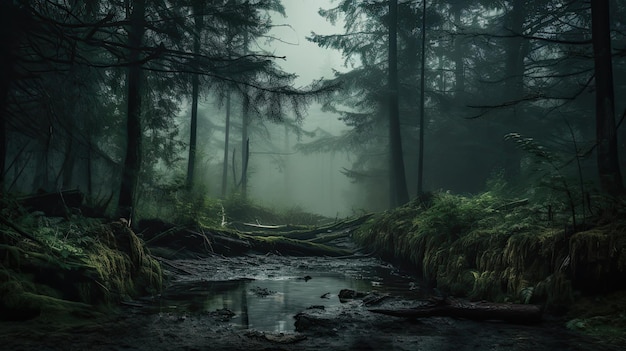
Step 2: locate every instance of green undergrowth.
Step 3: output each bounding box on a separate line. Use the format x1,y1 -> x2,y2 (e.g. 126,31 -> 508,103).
354,191 -> 626,310
0,206 -> 162,322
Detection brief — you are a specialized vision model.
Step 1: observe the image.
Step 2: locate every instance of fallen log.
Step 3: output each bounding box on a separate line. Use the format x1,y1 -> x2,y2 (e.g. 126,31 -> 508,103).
138,219 -> 350,257
235,214 -> 375,240
370,299 -> 542,324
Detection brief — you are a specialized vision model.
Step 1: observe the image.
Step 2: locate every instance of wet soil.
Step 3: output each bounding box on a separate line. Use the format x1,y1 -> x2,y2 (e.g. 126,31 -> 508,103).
0,254 -> 621,351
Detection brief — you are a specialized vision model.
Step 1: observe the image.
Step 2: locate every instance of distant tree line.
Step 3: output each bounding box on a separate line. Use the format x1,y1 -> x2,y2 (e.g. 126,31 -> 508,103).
302,0 -> 625,210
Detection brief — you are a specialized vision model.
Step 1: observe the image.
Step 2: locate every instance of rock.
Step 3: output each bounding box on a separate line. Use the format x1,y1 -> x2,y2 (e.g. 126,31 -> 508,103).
250,286 -> 276,297
208,308 -> 236,321
338,289 -> 367,302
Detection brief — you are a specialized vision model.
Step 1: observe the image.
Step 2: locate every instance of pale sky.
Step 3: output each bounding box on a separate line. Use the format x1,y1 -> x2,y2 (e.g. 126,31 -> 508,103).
264,0 -> 350,133
267,0 -> 345,87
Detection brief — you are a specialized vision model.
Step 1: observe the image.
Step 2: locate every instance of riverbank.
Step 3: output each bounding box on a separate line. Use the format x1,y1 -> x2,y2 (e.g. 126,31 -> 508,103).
353,191 -> 626,342
2,252 -> 623,351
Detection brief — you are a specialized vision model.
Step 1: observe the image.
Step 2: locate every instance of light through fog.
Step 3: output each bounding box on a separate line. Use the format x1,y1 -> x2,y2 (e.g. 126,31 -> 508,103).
247,0 -> 362,218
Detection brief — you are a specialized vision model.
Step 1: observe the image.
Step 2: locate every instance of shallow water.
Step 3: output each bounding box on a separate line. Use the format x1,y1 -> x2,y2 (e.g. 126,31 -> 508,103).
154,255 -> 418,331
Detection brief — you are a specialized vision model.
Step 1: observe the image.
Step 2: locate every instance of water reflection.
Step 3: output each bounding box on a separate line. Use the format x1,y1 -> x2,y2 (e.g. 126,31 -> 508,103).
190,275 -> 371,331
157,266 -> 416,332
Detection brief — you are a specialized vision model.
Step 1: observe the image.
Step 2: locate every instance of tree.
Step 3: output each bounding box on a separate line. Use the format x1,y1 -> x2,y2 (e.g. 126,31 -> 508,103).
416,0 -> 427,196
309,0 -> 430,208
240,32 -> 251,198
186,0 -> 204,190
501,0 -> 527,182
591,0 -> 623,194
388,0 -> 409,207
221,91 -> 232,198
0,2 -> 22,187
118,0 -> 146,220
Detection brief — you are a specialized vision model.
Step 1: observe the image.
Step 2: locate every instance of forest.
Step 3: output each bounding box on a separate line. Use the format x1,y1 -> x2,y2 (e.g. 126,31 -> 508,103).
1,0 -> 626,350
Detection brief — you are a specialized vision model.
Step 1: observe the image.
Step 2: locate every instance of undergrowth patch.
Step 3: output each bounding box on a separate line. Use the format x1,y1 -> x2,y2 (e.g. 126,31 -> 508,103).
0,209 -> 162,321
354,191 -> 626,309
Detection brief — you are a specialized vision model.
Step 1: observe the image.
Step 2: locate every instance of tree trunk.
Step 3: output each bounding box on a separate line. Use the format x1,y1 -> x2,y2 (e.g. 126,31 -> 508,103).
452,2 -> 464,98
0,82 -> 6,188
591,0 -> 623,194
186,3 -> 203,190
221,91 -> 231,198
417,0 -> 427,196
0,2 -> 21,188
502,0 -> 526,183
388,0 -> 409,207
118,0 -> 145,220
241,32 -> 250,199
60,132 -> 75,189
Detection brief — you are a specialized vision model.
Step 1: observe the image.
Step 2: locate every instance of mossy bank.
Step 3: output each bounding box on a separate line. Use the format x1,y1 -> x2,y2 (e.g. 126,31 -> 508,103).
0,215 -> 162,321
353,191 -> 626,308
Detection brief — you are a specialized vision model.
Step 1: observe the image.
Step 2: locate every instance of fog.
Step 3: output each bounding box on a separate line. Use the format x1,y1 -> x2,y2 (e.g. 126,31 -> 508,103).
188,0 -> 363,217
250,1 -> 356,217
3,0 -> 625,221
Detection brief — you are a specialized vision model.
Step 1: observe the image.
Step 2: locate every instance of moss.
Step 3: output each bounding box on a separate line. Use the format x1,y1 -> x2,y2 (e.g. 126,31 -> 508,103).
0,216 -> 162,321
354,190 -> 626,306
81,222 -> 162,303
570,224 -> 626,292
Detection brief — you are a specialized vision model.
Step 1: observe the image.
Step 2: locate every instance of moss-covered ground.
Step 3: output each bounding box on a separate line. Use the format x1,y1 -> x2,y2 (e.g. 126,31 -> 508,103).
352,190 -> 626,341
355,192 -> 626,302
0,203 -> 162,322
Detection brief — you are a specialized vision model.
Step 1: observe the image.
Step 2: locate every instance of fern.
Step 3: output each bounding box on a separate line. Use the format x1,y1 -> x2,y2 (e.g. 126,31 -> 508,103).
504,132 -> 579,228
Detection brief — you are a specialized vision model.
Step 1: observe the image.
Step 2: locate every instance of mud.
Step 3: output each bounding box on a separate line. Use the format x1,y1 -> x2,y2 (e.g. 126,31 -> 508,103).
0,254 -> 620,351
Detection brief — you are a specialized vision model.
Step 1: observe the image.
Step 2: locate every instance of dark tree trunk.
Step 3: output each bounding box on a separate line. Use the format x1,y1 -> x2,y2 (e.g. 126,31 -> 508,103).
591,0 -> 623,194
87,134 -> 93,197
186,3 -> 203,190
221,91 -> 231,198
0,2 -> 21,188
502,0 -> 526,182
60,132 -> 75,189
241,106 -> 249,198
0,82 -> 6,188
452,2 -> 464,97
417,0 -> 427,196
241,32 -> 250,199
118,0 -> 146,220
388,0 -> 409,207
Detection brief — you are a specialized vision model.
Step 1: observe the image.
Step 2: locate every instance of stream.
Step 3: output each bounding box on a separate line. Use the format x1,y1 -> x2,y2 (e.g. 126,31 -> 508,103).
1,253 -> 621,350
153,254 -> 418,332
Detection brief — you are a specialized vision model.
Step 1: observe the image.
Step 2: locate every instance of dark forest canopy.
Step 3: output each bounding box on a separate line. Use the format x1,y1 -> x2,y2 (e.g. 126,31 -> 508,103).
1,0 -> 625,219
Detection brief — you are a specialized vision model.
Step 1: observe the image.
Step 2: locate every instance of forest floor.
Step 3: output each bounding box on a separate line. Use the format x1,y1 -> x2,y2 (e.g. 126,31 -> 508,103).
1,236 -> 624,351
2,191 -> 626,350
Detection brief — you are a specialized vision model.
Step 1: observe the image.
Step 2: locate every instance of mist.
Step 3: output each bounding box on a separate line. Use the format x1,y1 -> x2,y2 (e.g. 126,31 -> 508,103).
2,0 -> 625,221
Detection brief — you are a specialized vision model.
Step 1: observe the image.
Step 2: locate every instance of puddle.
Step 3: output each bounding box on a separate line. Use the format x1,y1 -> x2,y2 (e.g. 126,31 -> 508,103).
152,255 -> 420,332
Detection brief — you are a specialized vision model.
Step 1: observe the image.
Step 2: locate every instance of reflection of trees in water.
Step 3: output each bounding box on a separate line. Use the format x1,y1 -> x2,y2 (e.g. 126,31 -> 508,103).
174,274 -> 396,331
240,281 -> 249,328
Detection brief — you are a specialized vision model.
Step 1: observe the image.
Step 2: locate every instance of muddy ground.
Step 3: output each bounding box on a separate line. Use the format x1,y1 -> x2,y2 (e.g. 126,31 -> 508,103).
1,254 -> 621,351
